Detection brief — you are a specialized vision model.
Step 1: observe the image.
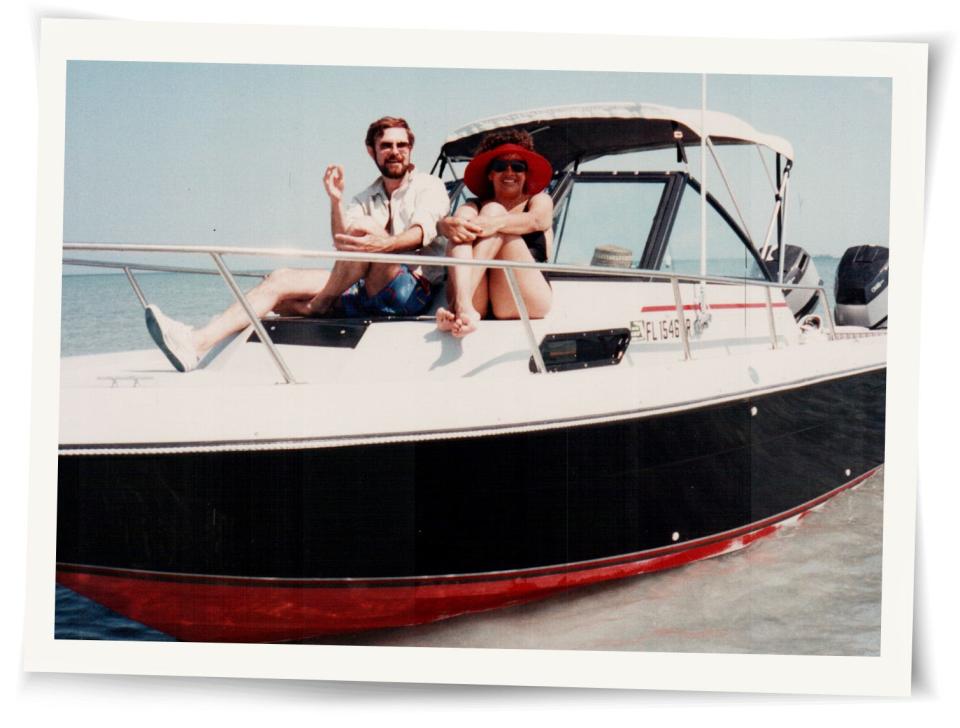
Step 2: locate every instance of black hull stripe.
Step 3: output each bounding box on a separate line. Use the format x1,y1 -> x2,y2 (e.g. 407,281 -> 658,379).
56,464 -> 879,589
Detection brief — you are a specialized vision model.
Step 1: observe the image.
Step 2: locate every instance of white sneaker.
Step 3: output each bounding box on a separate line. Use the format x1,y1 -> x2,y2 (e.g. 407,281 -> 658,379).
145,304 -> 200,373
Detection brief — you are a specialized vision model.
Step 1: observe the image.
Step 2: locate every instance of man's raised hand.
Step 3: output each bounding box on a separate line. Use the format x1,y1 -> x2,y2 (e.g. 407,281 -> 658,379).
323,165 -> 345,201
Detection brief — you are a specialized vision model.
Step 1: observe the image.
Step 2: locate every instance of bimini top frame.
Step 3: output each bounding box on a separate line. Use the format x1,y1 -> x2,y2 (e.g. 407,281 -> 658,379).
439,102 -> 795,172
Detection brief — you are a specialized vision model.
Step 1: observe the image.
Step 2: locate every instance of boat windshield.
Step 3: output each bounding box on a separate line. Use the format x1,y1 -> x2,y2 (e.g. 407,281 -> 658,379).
551,172 -> 767,280
553,175 -> 668,267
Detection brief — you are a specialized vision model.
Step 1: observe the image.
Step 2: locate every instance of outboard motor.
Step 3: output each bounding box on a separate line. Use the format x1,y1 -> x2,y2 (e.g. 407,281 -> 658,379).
761,245 -> 822,319
834,244 -> 888,329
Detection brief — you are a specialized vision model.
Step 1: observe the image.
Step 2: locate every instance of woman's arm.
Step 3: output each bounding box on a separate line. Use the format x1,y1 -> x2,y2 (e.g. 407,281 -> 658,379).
474,193 -> 554,238
437,201 -> 482,244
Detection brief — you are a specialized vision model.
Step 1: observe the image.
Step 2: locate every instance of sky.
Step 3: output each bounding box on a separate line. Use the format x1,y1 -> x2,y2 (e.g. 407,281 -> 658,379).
63,62 -> 891,265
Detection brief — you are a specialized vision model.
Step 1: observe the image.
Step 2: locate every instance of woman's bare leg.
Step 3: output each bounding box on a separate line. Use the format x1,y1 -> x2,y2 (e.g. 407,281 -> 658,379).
487,237 -> 553,320
437,240 -> 489,334
438,202 -> 509,337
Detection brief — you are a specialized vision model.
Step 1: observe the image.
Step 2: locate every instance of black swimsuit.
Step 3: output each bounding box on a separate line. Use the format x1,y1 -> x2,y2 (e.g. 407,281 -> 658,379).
521,228 -> 549,264
467,198 -> 549,263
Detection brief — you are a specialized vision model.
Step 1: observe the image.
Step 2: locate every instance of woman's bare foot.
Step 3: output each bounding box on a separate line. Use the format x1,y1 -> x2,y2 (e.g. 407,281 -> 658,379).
452,307 -> 480,338
436,306 -> 457,332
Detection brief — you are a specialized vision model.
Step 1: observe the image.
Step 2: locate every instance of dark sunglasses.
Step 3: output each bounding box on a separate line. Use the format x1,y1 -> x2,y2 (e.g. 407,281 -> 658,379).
489,159 -> 528,174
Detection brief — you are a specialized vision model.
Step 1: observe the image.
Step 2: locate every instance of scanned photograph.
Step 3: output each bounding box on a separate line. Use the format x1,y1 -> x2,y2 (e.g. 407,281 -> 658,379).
54,58 -> 890,654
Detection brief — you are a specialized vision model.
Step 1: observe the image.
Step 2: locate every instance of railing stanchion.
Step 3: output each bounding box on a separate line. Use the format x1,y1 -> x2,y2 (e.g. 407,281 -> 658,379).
122,266 -> 148,309
765,285 -> 778,349
671,276 -> 692,361
504,267 -> 547,374
819,287 -> 838,340
210,253 -> 299,385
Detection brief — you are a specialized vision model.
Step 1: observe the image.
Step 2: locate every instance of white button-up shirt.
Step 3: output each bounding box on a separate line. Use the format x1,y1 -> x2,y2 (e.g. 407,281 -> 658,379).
344,171 -> 452,284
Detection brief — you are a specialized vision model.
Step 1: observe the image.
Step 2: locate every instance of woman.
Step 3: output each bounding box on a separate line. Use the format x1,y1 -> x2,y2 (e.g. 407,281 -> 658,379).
436,130 -> 554,337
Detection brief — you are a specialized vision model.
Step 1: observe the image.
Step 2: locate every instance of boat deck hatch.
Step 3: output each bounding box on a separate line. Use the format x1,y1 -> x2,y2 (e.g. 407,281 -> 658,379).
248,319 -> 368,349
530,328 -> 631,373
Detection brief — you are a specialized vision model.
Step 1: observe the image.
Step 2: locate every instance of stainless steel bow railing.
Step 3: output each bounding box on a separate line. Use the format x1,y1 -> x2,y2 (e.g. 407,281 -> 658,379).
63,243 -> 845,384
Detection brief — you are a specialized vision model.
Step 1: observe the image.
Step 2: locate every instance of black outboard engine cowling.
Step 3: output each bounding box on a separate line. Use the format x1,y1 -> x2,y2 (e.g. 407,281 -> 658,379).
761,244 -> 822,319
834,244 -> 889,329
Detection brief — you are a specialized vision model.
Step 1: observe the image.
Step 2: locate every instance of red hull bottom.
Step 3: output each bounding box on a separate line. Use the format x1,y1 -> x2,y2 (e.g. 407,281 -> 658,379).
56,468 -> 879,643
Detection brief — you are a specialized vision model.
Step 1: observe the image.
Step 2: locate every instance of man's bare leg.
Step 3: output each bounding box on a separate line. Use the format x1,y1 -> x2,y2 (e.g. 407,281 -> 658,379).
309,216 -> 400,313
305,259 -> 370,315
184,218 -> 409,358
147,214 -> 401,370
361,261 -> 407,296
190,267 -> 331,357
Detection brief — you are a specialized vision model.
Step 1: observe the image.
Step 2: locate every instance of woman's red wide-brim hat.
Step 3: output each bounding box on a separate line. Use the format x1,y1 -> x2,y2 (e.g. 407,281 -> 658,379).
463,143 -> 554,197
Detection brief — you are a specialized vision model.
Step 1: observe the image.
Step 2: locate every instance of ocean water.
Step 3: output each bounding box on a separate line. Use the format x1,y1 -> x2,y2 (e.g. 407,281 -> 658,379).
56,255 -> 882,654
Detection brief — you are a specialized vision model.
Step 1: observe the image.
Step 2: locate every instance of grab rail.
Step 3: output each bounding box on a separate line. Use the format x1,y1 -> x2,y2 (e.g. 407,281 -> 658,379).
63,242 -> 843,382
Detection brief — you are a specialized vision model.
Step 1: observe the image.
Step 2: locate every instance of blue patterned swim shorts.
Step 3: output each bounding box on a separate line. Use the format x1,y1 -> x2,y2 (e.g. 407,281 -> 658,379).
340,266 -> 434,317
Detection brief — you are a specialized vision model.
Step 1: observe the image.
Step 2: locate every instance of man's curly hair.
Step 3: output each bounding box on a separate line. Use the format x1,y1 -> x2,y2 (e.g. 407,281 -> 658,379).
475,128 -> 535,155
365,116 -> 414,149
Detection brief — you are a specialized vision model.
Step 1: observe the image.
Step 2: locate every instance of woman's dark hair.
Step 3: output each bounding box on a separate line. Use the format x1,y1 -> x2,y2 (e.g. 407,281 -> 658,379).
475,128 -> 535,155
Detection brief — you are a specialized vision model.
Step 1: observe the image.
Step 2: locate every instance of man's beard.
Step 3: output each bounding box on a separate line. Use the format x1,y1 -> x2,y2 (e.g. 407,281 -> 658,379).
378,157 -> 411,180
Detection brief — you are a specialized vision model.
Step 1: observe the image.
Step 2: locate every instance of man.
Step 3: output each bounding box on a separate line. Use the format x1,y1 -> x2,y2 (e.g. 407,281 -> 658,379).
145,116 -> 451,372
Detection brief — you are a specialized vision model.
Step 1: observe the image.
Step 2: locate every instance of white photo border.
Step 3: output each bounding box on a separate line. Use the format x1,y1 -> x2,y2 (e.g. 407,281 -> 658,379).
25,19 -> 926,695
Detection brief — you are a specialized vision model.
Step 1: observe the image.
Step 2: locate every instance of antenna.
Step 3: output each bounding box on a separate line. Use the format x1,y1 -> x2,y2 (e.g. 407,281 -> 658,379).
700,74 -> 707,279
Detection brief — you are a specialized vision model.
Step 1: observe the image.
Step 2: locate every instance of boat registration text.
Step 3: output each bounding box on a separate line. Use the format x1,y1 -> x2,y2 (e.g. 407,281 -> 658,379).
630,317 -> 693,342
